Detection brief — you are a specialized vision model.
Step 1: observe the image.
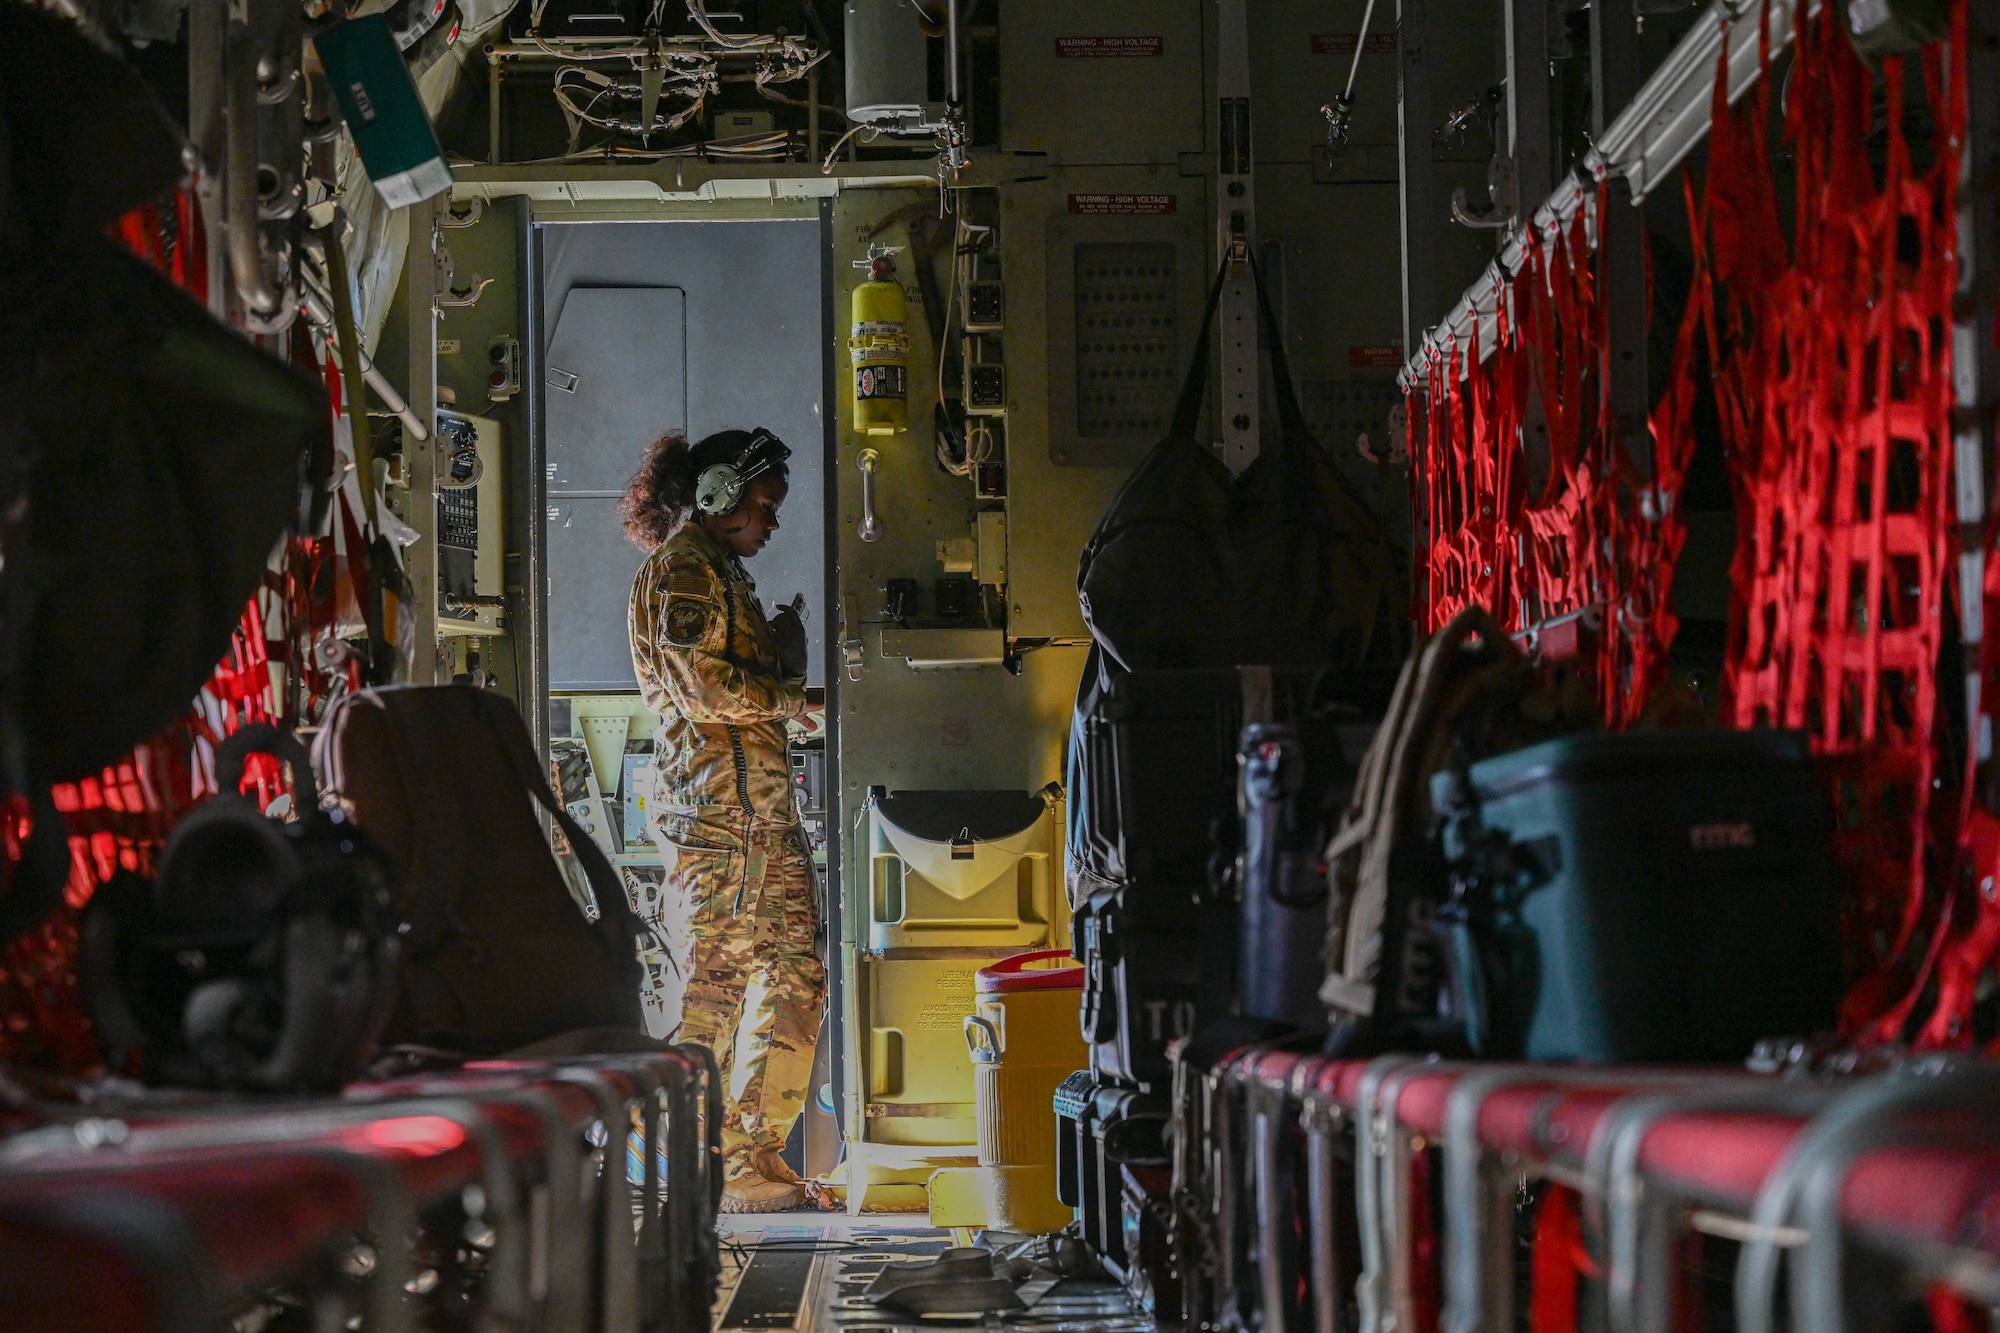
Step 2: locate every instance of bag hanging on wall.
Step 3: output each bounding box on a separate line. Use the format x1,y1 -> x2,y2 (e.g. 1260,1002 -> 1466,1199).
316,685 -> 648,1054
1075,255 -> 1406,676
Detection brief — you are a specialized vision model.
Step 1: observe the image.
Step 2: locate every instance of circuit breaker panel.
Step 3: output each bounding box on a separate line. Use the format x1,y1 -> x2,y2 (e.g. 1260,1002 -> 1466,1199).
436,410 -> 505,638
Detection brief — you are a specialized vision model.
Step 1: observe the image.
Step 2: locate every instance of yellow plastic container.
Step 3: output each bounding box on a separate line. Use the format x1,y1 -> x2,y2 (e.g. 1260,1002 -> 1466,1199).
962,949 -> 1087,1234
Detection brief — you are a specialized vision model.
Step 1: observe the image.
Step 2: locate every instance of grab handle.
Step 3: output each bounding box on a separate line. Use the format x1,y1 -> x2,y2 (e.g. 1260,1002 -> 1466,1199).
857,449 -> 883,543
964,1014 -> 1001,1063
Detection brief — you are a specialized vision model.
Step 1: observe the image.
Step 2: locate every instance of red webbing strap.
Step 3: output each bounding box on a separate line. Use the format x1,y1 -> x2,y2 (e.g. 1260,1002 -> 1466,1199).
1418,320 -> 1523,636
1695,0 -> 1962,1032
1406,192 -> 1683,726
1928,1284 -> 1987,1333
1898,0 -> 2000,1051
1517,221 -> 1592,638
1528,1184 -> 1578,1333
1407,1145 -> 1443,1333
1527,1183 -> 1597,1333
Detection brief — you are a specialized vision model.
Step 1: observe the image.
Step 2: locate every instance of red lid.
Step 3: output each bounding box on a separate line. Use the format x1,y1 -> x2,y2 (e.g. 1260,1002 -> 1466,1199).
977,948 -> 1084,993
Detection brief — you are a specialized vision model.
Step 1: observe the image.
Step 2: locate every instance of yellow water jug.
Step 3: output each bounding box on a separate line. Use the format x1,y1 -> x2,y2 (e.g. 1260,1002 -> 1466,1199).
963,949 -> 1087,1234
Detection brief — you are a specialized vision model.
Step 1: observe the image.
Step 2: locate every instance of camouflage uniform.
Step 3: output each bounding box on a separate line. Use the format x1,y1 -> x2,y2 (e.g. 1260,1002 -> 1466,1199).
629,521 -> 823,1184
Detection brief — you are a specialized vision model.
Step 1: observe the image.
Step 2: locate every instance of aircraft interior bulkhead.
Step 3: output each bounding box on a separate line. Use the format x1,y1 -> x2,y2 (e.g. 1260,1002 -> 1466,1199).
0,0 -> 1997,1328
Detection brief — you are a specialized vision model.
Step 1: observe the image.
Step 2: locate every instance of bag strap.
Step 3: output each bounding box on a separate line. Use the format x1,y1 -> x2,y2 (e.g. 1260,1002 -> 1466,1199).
1170,253 -> 1314,442
1245,251 -> 1311,438
353,691 -> 466,959
1169,260 -> 1234,439
480,691 -> 643,964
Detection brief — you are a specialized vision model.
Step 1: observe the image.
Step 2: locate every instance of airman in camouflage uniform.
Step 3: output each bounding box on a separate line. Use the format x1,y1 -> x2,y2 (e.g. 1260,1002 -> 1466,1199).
628,437 -> 823,1214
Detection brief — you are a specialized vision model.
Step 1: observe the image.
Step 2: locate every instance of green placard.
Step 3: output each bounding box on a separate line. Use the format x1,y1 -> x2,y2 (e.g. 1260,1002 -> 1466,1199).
314,15 -> 453,208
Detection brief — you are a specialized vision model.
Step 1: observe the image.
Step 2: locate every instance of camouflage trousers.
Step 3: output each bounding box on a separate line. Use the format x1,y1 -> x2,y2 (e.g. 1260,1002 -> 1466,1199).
649,808 -> 825,1183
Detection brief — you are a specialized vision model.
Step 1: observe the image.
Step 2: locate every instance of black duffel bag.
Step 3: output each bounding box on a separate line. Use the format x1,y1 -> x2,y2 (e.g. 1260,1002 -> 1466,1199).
1075,254 -> 1404,675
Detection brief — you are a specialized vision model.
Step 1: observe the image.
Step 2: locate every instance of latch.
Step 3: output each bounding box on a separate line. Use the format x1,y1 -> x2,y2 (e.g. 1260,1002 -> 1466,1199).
840,595 -> 864,682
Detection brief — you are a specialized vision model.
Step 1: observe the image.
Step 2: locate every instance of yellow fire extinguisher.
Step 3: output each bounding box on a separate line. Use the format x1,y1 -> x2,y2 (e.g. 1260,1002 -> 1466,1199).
850,245 -> 909,436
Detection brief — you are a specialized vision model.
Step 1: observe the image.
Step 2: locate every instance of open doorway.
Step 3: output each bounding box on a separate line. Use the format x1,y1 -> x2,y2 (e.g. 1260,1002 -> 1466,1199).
529,211 -> 837,1181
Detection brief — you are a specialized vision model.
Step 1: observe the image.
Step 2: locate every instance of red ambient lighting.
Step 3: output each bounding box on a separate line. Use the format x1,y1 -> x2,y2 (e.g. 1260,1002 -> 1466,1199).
340,1116 -> 468,1158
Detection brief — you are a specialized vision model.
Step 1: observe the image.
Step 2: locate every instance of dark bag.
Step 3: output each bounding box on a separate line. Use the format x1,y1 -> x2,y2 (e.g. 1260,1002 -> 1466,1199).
1073,667 -> 1352,1087
1075,256 -> 1405,675
1234,714 -> 1376,1030
0,9 -> 329,943
11,240 -> 328,783
79,725 -> 400,1092
315,685 -> 647,1053
1321,607 -> 1600,1054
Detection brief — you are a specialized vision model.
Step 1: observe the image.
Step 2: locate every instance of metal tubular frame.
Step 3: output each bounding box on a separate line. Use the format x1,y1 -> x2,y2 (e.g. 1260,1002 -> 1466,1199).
1742,1064 -> 2000,1333
1207,1053 -> 2000,1333
1438,1068 -> 1726,1333
1586,1082 -> 1845,1333
1354,1057 -> 1449,1333
1251,1073 -> 1302,1333
1289,1060 -> 1350,1333
1396,0 -> 1822,391
0,1045 -> 722,1332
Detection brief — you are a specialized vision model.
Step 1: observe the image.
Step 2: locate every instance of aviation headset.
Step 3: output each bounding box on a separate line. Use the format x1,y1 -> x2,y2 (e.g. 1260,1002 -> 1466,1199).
79,724 -> 401,1092
693,427 -> 792,517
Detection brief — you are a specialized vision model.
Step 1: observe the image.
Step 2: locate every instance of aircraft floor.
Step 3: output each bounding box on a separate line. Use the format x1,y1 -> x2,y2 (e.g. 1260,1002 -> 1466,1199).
711,1222 -> 1149,1333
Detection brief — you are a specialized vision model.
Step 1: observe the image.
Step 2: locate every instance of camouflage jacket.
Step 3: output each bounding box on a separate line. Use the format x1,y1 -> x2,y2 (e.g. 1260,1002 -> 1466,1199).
629,522 -> 807,823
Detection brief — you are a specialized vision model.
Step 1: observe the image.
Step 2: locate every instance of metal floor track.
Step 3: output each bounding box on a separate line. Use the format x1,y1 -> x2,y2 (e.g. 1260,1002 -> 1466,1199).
711,1224 -> 1151,1333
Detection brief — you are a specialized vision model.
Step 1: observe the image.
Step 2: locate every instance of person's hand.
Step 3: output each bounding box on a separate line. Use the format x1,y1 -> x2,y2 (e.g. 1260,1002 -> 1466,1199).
772,596 -> 809,679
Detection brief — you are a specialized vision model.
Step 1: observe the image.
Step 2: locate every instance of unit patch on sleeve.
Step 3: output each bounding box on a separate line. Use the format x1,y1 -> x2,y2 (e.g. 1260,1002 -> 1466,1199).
664,598 -> 711,648
667,563 -> 711,598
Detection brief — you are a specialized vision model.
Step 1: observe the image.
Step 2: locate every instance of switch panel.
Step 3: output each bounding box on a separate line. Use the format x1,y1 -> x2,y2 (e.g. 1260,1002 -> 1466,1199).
968,363 -> 1006,409
1073,241 -> 1179,438
966,281 -> 1004,329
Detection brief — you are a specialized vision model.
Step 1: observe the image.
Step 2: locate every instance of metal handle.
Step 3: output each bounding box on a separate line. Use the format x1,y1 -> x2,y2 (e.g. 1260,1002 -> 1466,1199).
857,448 -> 883,543
964,1014 -> 1000,1063
223,28 -> 282,318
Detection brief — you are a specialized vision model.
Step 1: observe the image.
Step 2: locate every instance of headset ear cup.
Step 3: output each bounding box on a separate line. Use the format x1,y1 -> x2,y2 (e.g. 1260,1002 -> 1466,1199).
253,913 -> 375,1091
695,462 -> 744,516
249,814 -> 402,1092
183,975 -> 274,1086
153,799 -> 301,930
78,869 -> 211,1086
77,871 -> 153,1078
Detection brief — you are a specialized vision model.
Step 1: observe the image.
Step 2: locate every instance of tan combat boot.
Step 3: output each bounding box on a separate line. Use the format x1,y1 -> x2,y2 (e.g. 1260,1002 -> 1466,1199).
720,1174 -> 805,1213
748,1145 -> 804,1186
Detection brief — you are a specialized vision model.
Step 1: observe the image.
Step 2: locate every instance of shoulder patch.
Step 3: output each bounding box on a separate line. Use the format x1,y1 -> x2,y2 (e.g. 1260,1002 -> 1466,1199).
668,564 -> 716,592
664,558 -> 714,600
663,597 -> 712,648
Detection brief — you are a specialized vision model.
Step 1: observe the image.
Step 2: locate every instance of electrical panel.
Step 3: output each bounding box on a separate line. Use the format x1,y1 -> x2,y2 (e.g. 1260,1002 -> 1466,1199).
1041,177 -> 1207,469
485,334 -> 521,402
436,411 -> 504,637
439,488 -> 478,551
966,281 -> 1004,329
997,0 -> 1205,165
792,745 -> 826,850
967,362 -> 1006,410
1071,242 -> 1180,439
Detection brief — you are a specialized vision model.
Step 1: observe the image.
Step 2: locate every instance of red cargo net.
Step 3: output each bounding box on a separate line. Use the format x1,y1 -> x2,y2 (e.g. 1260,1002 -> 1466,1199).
1410,200 -> 1691,727
1678,0 -> 1964,1033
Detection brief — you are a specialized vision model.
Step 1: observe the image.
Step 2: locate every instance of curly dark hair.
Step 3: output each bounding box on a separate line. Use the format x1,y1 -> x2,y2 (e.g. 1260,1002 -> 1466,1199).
621,429 -> 698,549
621,428 -> 793,549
